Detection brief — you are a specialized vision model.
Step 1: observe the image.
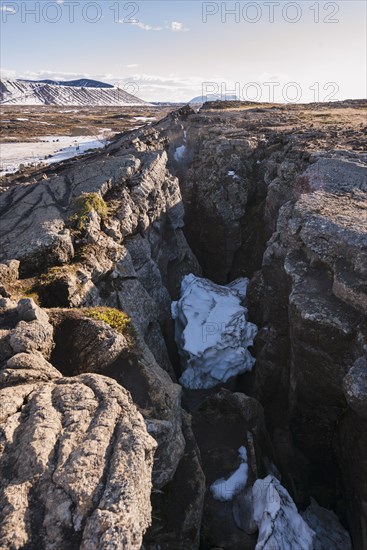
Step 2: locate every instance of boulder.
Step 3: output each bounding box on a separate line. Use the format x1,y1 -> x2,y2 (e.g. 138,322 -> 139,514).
302,498 -> 352,550
10,320 -> 54,358
1,351 -> 61,386
0,373 -> 156,549
0,260 -> 20,296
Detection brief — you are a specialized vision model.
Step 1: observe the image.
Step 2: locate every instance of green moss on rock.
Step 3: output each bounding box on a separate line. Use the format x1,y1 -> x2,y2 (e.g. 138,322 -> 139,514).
69,192 -> 108,230
84,307 -> 134,337
22,288 -> 40,305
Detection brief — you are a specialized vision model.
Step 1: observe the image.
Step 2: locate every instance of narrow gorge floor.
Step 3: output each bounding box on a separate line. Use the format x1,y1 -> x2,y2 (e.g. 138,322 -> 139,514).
0,100 -> 366,550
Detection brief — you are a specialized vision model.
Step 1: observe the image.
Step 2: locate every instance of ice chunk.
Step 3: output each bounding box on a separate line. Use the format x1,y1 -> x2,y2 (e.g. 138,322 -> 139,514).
174,130 -> 187,162
252,476 -> 316,550
174,144 -> 186,161
172,274 -> 257,389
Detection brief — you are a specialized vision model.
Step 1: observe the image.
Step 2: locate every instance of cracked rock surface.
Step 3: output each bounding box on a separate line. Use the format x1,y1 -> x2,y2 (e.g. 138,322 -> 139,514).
0,299 -> 156,549
0,370 -> 156,550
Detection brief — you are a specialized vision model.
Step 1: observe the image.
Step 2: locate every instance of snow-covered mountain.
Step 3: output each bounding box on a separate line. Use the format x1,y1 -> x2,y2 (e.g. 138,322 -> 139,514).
189,94 -> 240,104
21,78 -> 114,89
0,79 -> 146,106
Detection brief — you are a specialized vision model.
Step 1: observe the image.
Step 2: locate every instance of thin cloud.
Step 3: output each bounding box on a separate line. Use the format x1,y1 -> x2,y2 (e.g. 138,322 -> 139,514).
169,21 -> 189,32
114,72 -> 216,101
131,21 -> 163,31
0,68 -> 16,79
124,19 -> 188,32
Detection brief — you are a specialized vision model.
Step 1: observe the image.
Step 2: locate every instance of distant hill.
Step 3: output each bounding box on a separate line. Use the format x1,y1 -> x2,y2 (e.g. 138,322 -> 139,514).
189,94 -> 240,104
0,79 -> 146,106
21,78 -> 114,89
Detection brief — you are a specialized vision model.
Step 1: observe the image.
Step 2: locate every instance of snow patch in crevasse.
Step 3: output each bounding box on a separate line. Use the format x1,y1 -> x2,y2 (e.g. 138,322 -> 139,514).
173,130 -> 187,162
212,463 -> 350,549
227,170 -> 240,180
171,274 -> 258,389
211,446 -> 249,501
253,476 -> 316,550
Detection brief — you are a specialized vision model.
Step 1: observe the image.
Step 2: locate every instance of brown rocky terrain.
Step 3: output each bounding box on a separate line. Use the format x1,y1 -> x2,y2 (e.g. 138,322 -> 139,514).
0,100 -> 366,549
0,105 -> 174,143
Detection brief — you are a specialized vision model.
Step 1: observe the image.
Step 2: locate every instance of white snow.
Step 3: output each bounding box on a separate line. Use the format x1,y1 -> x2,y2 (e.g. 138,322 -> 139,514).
0,134 -> 109,176
190,94 -> 239,104
252,476 -> 316,550
174,144 -> 186,161
0,79 -> 147,106
227,170 -> 240,180
98,127 -> 113,133
134,116 -> 157,122
174,130 -> 187,162
211,446 -> 249,501
171,274 -> 258,389
35,121 -> 56,126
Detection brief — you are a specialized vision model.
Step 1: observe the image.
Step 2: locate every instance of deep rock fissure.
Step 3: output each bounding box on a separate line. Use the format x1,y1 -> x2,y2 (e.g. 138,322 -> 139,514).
46,135 -> 351,543
168,123 -> 356,545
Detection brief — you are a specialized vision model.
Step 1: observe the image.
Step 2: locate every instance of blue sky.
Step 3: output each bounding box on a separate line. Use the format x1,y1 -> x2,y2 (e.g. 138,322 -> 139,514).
1,0 -> 366,102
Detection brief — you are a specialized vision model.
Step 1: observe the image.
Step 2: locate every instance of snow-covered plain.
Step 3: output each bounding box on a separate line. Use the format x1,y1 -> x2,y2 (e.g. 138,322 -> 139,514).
171,274 -> 258,389
134,116 -> 157,122
0,134 -> 109,176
